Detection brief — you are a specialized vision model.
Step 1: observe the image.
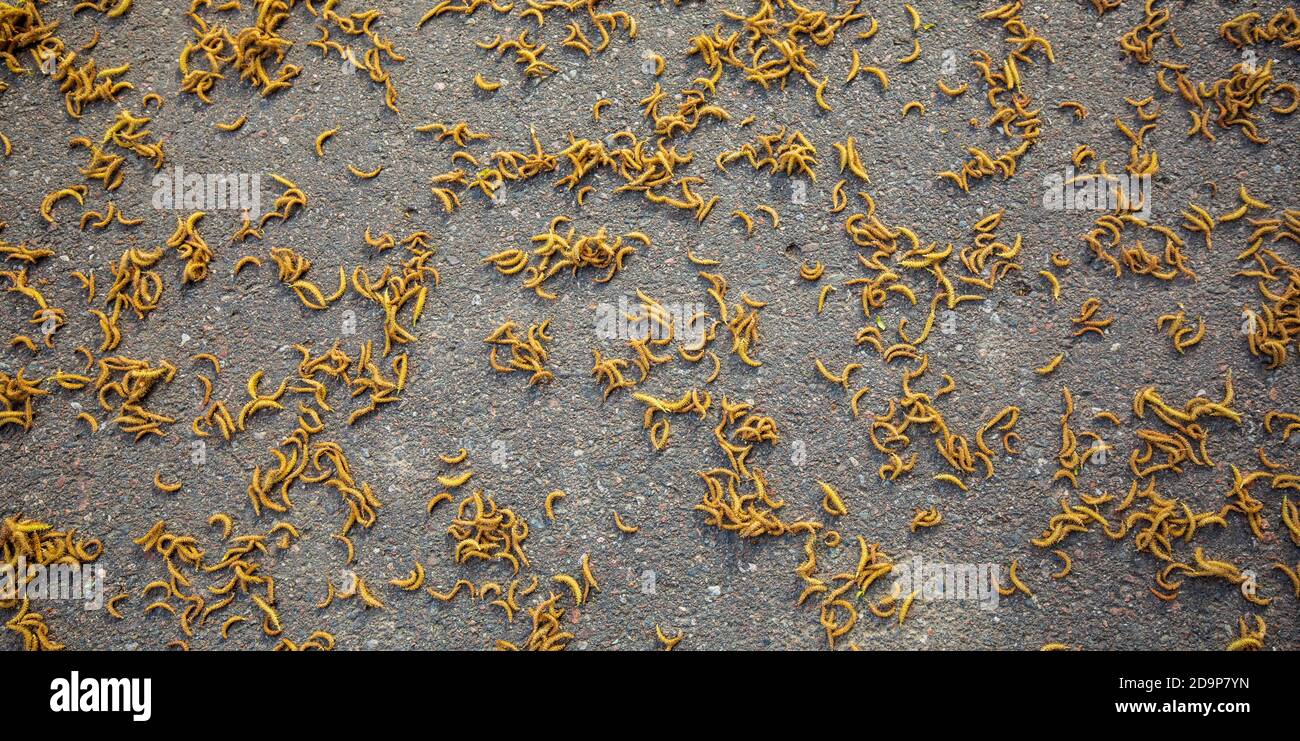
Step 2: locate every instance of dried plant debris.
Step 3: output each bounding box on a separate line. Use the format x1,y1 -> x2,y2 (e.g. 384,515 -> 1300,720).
0,0 -> 1297,652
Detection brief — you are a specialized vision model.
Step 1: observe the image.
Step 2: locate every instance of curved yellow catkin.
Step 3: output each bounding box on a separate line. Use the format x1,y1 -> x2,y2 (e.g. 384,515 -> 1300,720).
105,593 -> 128,619
656,624 -> 684,650
233,255 -> 261,275
553,573 -> 584,604
355,577 -> 386,609
898,39 -> 921,64
817,284 -> 836,314
850,385 -> 871,417
474,73 -> 502,91
439,448 -> 469,464
221,616 -> 247,639
846,50 -> 863,82
910,506 -> 942,531
937,79 -> 967,96
1039,270 -> 1061,301
390,563 -> 426,591
316,580 -> 336,609
687,249 -> 719,266
153,472 -> 182,493
863,66 -> 889,90
1007,560 -> 1033,597
1273,562 -> 1300,598
613,511 -> 639,533
1058,101 -> 1088,119
732,209 -> 754,235
580,553 -> 601,597
544,489 -> 566,520
705,351 -> 721,383
335,533 -> 355,564
215,114 -> 247,132
437,470 -> 474,488
207,513 -> 233,539
192,352 -> 221,375
1035,353 -> 1064,375
898,589 -> 920,625
1238,184 -> 1269,210
933,473 -> 968,491
818,481 -> 847,516
315,129 -> 338,157
646,52 -> 665,75
347,164 -> 384,179
1226,615 -> 1266,651
1050,550 -> 1072,579
77,412 -> 100,432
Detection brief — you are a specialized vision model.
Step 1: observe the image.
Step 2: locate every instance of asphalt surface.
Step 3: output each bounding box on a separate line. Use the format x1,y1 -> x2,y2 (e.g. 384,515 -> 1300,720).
1,1 -> 1297,650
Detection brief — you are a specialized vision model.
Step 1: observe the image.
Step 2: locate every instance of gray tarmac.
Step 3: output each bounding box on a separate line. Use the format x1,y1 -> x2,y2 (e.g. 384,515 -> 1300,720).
0,0 -> 1297,650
